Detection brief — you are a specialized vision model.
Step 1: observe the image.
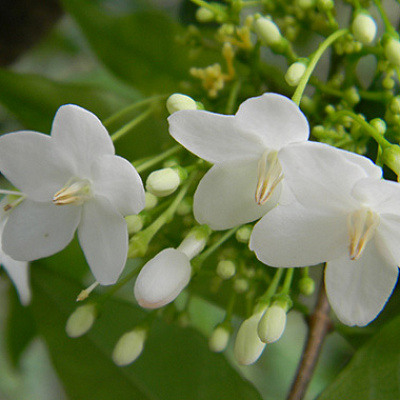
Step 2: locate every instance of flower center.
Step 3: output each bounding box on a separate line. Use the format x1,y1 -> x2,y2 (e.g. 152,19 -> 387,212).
53,178 -> 92,206
347,207 -> 379,260
255,151 -> 284,205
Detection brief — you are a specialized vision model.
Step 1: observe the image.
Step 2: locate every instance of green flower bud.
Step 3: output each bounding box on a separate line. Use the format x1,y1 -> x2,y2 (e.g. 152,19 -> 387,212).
146,168 -> 181,197
298,276 -> 315,296
195,7 -> 215,23
384,36 -> 400,67
233,278 -> 249,293
254,16 -> 282,47
370,118 -> 386,135
317,0 -> 334,12
390,97 -> 400,114
65,304 -> 97,338
351,13 -> 377,45
257,304 -> 287,343
209,325 -> 231,352
234,312 -> 266,365
235,225 -> 253,243
285,61 -> 307,87
144,192 -> 158,210
344,87 -> 360,106
125,214 -> 143,234
112,328 -> 147,366
217,260 -> 236,279
166,94 -> 197,114
382,145 -> 400,177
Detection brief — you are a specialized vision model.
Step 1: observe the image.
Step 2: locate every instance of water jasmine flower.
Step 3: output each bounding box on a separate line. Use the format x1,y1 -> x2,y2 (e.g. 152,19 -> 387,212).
250,144 -> 396,326
0,105 -> 145,285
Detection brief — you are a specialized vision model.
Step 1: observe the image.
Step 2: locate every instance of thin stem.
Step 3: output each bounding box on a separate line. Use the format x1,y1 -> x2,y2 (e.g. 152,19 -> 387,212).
134,145 -> 182,174
0,189 -> 24,196
281,268 -> 294,294
225,80 -> 241,114
373,0 -> 396,36
287,275 -> 332,400
111,107 -> 154,142
258,268 -> 285,304
292,29 -> 348,106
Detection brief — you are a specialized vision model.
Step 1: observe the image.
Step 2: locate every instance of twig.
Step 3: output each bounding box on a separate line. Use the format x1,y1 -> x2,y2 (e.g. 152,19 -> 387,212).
287,276 -> 332,400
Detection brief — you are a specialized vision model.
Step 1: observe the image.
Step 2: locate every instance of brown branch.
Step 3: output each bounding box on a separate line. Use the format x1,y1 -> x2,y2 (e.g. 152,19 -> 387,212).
287,277 -> 332,400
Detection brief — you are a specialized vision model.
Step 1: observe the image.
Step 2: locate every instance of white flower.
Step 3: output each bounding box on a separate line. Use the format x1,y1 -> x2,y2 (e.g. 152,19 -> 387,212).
168,93 -> 310,230
249,144 -> 397,327
0,198 -> 30,305
0,105 -> 145,285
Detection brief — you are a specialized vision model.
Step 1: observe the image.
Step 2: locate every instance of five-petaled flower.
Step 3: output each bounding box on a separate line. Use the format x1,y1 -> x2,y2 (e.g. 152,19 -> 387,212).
0,105 -> 145,285
250,144 -> 398,326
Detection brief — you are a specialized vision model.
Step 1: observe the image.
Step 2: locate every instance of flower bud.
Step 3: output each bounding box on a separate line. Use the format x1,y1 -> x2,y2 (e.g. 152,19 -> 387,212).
370,118 -> 386,135
344,87 -> 360,106
382,144 -> 400,177
317,0 -> 334,12
112,328 -> 147,366
177,226 -> 209,260
65,304 -> 97,338
384,36 -> 400,67
216,260 -> 236,279
285,61 -> 307,87
351,13 -> 377,45
144,192 -> 158,210
209,325 -> 230,352
298,276 -> 315,296
146,168 -> 181,197
235,225 -> 252,243
125,214 -> 143,234
233,278 -> 249,293
234,312 -> 266,365
389,96 -> 400,114
196,7 -> 215,23
134,248 -> 191,309
254,17 -> 282,47
257,305 -> 287,343
166,94 -> 197,114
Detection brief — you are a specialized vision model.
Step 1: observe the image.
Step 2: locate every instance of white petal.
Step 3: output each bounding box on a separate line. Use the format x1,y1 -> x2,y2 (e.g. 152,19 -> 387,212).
78,197 -> 128,285
235,93 -> 309,149
194,159 -> 281,230
352,178 -> 400,215
279,142 -> 380,212
0,131 -> 71,201
325,241 -> 398,326
376,215 -> 400,266
168,110 -> 263,164
91,155 -> 145,216
250,200 -> 349,267
134,248 -> 191,309
51,105 -> 115,176
2,199 -> 80,261
0,254 -> 31,305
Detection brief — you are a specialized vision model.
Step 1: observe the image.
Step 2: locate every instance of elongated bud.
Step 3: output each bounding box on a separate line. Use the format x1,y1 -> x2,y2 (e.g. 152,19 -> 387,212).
134,248 -> 191,309
254,16 -> 282,47
209,325 -> 231,353
351,13 -> 377,44
257,304 -> 287,344
112,327 -> 147,366
216,260 -> 236,279
177,225 -> 210,260
166,94 -> 198,114
146,168 -> 181,197
384,35 -> 400,67
234,312 -> 266,365
65,304 -> 97,338
285,61 -> 307,87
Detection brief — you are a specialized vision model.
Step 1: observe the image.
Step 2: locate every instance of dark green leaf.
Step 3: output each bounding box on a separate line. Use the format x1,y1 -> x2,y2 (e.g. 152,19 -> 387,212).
318,314 -> 400,400
31,265 -> 262,400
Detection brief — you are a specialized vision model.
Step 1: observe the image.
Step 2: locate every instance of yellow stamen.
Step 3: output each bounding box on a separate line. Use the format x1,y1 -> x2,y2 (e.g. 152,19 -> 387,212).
53,178 -> 92,206
255,151 -> 284,205
348,207 -> 379,260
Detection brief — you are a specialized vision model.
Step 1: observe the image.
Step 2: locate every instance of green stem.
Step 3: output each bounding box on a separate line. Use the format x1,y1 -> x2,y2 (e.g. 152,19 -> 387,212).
111,107 -> 154,142
103,95 -> 166,128
225,80 -> 241,114
192,226 -> 240,270
373,0 -> 397,36
281,268 -> 294,295
292,29 -> 348,106
190,0 -> 223,14
258,268 -> 284,304
134,145 -> 182,174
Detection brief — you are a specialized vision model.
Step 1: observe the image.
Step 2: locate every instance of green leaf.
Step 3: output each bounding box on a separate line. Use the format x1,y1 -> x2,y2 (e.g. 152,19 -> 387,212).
61,0 -> 191,93
0,68 -> 134,132
31,265 -> 262,400
318,314 -> 400,400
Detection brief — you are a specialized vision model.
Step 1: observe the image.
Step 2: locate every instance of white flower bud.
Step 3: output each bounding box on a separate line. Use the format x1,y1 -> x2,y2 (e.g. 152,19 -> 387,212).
112,328 -> 147,366
134,248 -> 191,309
235,225 -> 252,243
125,215 -> 143,234
257,305 -> 287,343
384,37 -> 400,67
144,192 -> 158,210
146,168 -> 181,197
209,325 -> 230,352
254,17 -> 282,47
177,227 -> 209,260
234,312 -> 266,365
285,62 -> 307,87
351,13 -> 377,45
166,94 -> 197,114
216,260 -> 236,279
65,304 -> 97,338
